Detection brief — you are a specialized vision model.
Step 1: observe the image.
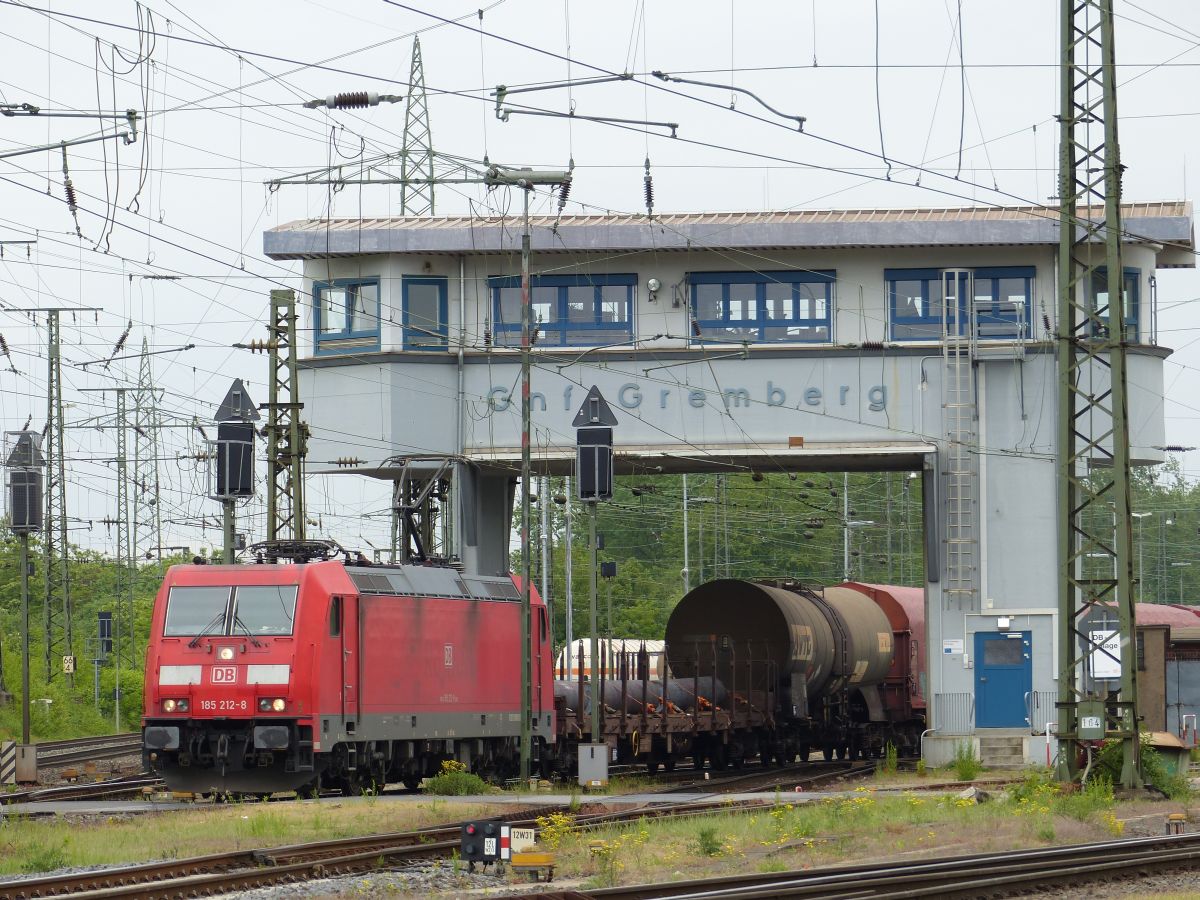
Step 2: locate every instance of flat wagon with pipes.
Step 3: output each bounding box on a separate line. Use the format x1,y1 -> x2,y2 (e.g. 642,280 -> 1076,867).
549,579 -> 926,773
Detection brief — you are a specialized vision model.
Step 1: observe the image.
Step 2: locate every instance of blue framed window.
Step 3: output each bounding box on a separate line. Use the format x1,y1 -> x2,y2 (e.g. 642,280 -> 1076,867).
973,267 -> 1034,340
402,276 -> 448,349
490,274 -> 635,347
887,267 -> 1034,341
314,278 -> 380,354
1090,266 -> 1139,340
689,270 -> 834,344
888,269 -> 961,341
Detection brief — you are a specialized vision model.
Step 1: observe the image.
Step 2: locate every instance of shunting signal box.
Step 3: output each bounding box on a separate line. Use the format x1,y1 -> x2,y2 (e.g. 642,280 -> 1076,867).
461,819 -> 522,871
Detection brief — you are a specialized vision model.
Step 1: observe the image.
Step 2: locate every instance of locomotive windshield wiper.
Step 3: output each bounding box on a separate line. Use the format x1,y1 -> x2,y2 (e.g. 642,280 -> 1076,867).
187,611 -> 227,648
231,613 -> 265,648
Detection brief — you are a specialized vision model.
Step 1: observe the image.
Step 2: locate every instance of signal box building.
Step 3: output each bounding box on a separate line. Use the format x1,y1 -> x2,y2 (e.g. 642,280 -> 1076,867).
264,202 -> 1194,763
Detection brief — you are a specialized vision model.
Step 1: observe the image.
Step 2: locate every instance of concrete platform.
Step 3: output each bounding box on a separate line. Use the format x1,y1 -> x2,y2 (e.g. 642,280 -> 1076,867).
923,728 -> 1056,768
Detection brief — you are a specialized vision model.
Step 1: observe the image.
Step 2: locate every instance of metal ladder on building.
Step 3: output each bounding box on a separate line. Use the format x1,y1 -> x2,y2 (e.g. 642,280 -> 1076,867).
941,270 -> 978,608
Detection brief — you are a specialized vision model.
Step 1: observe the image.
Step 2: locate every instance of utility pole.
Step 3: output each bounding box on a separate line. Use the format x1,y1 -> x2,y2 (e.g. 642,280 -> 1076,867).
132,337 -> 164,573
843,472 -> 851,581
1055,0 -> 1140,787
16,305 -> 102,684
44,310 -> 69,684
564,476 -> 574,675
681,474 -> 690,593
400,37 -> 435,216
81,387 -> 135,729
540,474 -> 551,645
481,169 -> 569,783
40,310 -> 77,683
263,290 -> 307,543
268,147 -> 567,780
20,531 -> 31,742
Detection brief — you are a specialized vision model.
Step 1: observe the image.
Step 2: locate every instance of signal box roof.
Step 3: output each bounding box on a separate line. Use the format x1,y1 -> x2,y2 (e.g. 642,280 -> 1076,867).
264,202 -> 1194,264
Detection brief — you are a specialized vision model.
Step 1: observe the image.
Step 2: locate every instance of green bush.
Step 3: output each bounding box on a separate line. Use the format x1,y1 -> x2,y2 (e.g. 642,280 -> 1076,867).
1094,735 -> 1194,800
694,826 -> 722,857
1008,769 -> 1057,804
881,742 -> 898,774
951,741 -> 981,781
424,770 -> 490,796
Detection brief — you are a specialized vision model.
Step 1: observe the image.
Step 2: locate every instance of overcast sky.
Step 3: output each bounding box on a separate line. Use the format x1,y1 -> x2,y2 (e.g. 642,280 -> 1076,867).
0,0 -> 1197,557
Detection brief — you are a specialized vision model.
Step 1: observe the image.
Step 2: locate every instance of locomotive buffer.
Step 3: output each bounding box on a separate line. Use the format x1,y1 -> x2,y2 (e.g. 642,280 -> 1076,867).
573,385 -> 617,787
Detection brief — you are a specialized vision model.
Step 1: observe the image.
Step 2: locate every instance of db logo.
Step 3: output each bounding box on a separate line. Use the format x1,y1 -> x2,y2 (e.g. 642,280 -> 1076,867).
210,666 -> 237,684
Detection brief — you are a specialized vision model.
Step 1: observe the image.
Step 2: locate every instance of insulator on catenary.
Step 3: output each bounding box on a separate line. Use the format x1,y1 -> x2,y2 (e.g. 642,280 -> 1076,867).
1042,314 -> 1052,333
307,92 -> 401,110
643,157 -> 654,217
861,340 -> 884,351
104,320 -> 131,369
557,175 -> 573,213
61,145 -> 82,236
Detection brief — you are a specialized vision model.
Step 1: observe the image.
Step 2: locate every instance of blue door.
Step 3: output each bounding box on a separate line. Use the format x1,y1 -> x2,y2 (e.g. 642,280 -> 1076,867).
974,632 -> 1032,728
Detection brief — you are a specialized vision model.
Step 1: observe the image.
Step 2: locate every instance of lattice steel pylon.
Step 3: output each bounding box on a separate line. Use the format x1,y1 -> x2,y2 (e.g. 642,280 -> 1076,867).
400,36 -> 435,216
264,290 -> 307,542
1055,0 -> 1140,787
132,337 -> 163,569
80,384 -> 137,727
113,388 -> 135,675
42,310 -> 72,684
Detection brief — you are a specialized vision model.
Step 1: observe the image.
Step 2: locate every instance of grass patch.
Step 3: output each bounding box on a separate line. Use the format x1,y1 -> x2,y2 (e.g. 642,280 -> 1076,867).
541,779 -> 1178,889
20,839 -> 69,873
0,798 -> 512,875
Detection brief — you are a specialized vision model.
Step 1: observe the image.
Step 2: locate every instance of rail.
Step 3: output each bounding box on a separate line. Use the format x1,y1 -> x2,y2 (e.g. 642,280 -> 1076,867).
537,831 -> 1200,899
34,732 -> 143,771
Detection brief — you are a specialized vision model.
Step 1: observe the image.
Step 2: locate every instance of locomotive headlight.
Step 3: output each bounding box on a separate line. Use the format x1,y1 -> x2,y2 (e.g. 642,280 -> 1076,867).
259,697 -> 286,712
218,646 -> 236,661
162,699 -> 176,713
271,698 -> 286,712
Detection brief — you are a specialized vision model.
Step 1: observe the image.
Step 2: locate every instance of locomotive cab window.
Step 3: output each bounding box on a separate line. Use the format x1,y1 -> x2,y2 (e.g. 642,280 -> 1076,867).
162,584 -> 298,636
329,596 -> 342,637
163,586 -> 232,637
233,586 -> 298,636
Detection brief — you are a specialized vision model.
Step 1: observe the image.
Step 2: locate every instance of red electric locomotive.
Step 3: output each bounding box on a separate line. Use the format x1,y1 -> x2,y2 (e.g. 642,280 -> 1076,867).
142,555 -> 554,795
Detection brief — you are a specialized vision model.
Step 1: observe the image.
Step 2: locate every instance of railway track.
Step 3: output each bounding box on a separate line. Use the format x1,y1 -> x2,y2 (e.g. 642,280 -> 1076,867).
0,797 -> 775,899
651,760 -> 873,795
523,831 -> 1200,899
34,733 -> 143,772
0,774 -> 164,807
